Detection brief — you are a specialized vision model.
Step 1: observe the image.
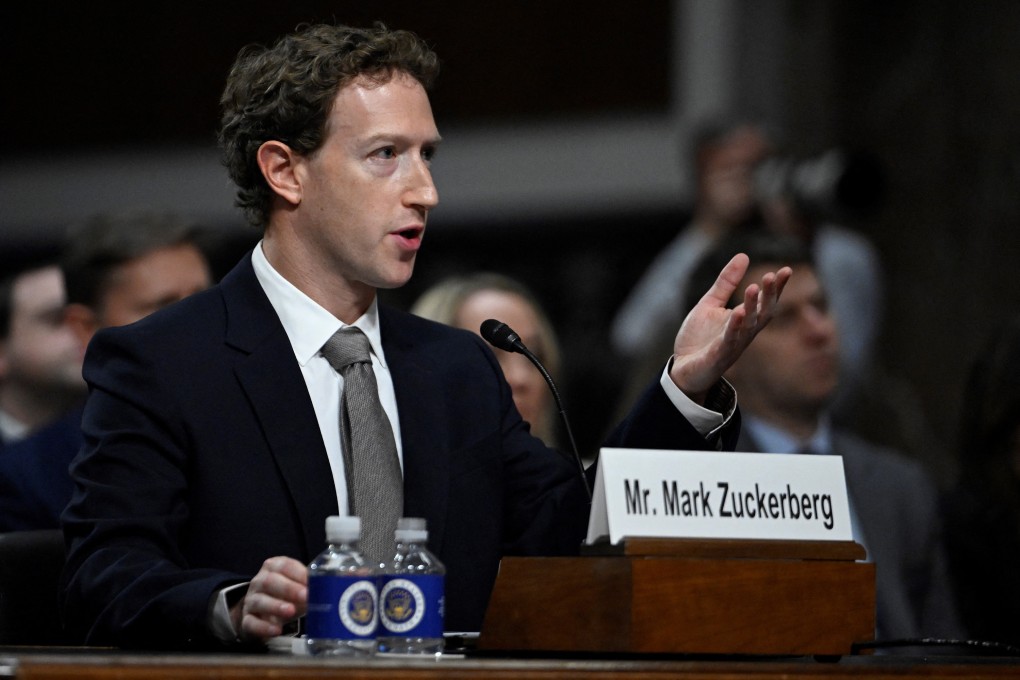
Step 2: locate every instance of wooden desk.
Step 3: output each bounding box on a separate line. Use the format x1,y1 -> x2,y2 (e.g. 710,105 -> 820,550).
2,649 -> 1019,680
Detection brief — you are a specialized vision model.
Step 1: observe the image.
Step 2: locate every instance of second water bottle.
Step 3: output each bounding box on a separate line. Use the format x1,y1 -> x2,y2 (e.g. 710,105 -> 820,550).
377,517 -> 446,654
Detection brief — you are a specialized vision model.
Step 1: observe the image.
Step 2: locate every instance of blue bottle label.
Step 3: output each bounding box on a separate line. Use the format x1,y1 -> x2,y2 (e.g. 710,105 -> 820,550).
305,574 -> 378,640
378,574 -> 444,638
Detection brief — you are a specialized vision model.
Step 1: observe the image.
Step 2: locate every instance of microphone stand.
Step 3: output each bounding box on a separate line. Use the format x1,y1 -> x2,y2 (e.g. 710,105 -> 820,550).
515,344 -> 591,503
480,318 -> 591,503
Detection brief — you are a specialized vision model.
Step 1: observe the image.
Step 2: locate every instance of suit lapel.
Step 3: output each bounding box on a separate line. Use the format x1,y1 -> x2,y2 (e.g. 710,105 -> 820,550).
379,306 -> 452,554
220,258 -> 338,558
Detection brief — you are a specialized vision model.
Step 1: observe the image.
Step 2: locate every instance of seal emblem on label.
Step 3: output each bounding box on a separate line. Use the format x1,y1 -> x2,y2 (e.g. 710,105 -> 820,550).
381,578 -> 425,632
338,581 -> 378,636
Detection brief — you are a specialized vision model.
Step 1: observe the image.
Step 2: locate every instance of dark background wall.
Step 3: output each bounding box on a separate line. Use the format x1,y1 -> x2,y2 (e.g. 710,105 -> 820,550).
791,1 -> 1020,482
1,2 -> 671,153
3,1 -> 1019,483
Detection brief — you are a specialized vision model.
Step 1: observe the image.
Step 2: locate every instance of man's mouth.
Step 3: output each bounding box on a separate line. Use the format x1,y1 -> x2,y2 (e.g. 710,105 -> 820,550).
392,226 -> 424,248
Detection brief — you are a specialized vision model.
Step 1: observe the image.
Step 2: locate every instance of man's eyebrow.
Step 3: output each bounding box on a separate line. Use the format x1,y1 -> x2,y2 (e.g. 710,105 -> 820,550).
361,132 -> 443,147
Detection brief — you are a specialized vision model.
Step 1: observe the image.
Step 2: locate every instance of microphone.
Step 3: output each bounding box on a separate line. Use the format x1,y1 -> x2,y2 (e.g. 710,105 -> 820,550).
480,319 -> 591,502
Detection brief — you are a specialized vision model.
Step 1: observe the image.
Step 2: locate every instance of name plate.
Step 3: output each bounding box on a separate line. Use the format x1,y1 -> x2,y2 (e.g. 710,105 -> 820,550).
585,448 -> 853,545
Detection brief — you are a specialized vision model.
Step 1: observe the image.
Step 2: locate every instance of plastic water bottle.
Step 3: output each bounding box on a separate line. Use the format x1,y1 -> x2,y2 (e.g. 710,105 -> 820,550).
377,517 -> 446,654
305,516 -> 379,656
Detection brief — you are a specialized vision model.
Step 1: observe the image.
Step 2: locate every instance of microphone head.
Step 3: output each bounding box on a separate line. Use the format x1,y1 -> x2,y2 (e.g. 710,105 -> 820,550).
480,318 -> 524,353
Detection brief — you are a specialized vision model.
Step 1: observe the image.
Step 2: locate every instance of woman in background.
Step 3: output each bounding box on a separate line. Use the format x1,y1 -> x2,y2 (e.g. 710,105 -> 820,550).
412,273 -> 562,448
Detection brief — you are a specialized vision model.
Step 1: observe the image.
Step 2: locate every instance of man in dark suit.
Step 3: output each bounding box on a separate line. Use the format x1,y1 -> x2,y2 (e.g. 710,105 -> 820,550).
60,23 -> 791,649
0,212 -> 211,532
687,232 -> 963,644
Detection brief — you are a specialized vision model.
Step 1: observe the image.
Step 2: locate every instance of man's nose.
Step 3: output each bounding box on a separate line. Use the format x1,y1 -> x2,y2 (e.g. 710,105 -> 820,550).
405,158 -> 438,210
802,306 -> 836,339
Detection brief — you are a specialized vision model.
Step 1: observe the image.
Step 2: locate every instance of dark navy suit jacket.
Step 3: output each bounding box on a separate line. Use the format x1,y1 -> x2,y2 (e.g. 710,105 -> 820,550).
60,254 -> 736,648
0,408 -> 83,532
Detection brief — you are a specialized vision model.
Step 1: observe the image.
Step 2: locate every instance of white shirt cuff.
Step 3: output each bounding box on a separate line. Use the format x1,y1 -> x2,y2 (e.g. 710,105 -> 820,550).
210,582 -> 249,643
659,361 -> 736,438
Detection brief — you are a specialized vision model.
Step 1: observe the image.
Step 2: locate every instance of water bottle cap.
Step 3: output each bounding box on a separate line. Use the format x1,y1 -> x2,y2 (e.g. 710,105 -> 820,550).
396,517 -> 426,531
325,515 -> 360,542
395,517 -> 428,542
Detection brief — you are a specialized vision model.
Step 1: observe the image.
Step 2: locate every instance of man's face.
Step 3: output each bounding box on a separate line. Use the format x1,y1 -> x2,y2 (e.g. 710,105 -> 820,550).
98,243 -> 211,328
726,264 -> 839,419
293,72 -> 440,297
1,265 -> 84,394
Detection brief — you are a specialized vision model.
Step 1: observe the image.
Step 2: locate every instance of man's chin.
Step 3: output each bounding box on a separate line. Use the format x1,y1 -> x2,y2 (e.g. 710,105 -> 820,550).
375,269 -> 416,290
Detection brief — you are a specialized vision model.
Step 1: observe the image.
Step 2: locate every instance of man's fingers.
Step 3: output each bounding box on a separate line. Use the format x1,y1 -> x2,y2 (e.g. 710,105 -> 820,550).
741,282 -> 760,328
774,266 -> 793,297
241,611 -> 286,639
239,556 -> 309,642
724,303 -> 747,340
277,558 -> 309,588
251,557 -> 308,598
262,555 -> 309,582
757,266 -> 792,322
244,588 -> 298,619
700,253 -> 750,307
741,265 -> 792,328
239,588 -> 300,641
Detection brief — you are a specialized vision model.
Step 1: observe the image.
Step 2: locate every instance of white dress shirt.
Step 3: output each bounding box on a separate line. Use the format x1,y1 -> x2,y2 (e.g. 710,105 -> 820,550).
251,242 -> 403,516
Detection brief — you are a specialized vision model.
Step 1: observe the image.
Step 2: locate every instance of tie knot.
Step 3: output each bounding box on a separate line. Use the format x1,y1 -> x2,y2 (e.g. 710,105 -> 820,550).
321,326 -> 372,372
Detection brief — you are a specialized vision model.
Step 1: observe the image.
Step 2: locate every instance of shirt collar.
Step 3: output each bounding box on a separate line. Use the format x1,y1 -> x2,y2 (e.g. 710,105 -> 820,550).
742,412 -> 833,456
250,241 -> 386,367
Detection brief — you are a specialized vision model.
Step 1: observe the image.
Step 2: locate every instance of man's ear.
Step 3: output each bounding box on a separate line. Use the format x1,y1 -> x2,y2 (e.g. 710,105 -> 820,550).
64,303 -> 100,352
257,140 -> 303,207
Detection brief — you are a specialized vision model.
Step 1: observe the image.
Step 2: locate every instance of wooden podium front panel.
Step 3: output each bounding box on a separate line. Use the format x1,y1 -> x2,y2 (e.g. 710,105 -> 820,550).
628,558 -> 874,655
479,557 -> 635,651
479,555 -> 875,656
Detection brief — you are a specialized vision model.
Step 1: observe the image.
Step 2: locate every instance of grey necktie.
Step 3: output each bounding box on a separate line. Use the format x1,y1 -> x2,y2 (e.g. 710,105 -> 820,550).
321,326 -> 402,560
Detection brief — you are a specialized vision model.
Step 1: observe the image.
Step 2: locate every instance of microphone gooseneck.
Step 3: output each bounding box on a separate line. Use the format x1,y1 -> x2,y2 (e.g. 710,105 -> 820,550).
480,318 -> 592,502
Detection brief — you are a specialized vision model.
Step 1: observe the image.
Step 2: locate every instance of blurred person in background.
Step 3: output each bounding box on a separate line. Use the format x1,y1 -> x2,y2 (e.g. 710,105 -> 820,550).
613,116 -> 884,406
0,211 -> 213,531
0,256 -> 85,448
60,212 -> 214,337
942,315 -> 1020,647
412,272 -> 562,449
689,232 -> 962,647
611,118 -> 771,362
752,145 -> 886,408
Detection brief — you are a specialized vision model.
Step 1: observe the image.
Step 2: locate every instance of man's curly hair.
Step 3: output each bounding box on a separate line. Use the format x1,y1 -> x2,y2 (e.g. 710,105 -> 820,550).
218,23 -> 440,228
